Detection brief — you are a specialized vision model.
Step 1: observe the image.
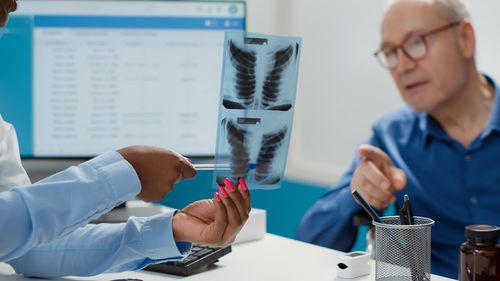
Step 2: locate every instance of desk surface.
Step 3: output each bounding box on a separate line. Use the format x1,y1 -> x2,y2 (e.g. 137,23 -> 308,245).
0,234 -> 456,281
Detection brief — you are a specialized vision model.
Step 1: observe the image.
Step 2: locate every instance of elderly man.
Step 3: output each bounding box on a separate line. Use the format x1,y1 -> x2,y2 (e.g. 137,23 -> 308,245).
298,0 -> 500,278
0,0 -> 251,277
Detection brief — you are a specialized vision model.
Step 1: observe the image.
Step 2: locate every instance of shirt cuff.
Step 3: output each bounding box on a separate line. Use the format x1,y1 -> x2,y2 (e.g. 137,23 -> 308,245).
337,187 -> 363,214
83,151 -> 141,206
139,210 -> 192,260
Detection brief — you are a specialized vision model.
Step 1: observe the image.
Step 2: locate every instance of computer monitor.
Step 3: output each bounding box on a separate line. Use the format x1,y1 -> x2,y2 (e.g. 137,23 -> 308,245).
0,0 -> 246,158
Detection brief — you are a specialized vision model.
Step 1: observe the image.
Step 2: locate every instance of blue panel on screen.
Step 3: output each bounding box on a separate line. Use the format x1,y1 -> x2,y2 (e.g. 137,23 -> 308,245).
0,16 -> 33,156
34,16 -> 245,30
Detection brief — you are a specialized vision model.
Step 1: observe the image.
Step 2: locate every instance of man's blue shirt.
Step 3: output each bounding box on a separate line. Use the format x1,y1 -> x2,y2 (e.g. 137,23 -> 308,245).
297,75 -> 500,279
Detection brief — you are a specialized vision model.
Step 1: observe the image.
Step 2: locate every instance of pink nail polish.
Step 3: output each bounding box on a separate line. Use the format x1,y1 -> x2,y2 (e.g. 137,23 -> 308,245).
218,185 -> 228,197
239,178 -> 248,191
214,192 -> 221,201
185,157 -> 192,163
224,178 -> 235,191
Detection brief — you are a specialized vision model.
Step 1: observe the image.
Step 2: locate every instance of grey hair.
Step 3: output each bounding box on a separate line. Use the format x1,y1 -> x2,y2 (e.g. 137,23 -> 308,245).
435,0 -> 471,22
386,0 -> 471,22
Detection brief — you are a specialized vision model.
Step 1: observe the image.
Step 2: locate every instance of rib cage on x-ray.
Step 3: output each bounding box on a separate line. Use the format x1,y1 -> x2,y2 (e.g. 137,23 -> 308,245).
226,120 -> 250,180
224,40 -> 296,111
229,41 -> 256,107
254,126 -> 287,183
261,45 -> 293,110
216,119 -> 288,186
214,32 -> 301,190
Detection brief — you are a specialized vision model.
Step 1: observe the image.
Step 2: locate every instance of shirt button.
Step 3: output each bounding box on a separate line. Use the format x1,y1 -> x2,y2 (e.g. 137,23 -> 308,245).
465,155 -> 471,161
470,197 -> 478,205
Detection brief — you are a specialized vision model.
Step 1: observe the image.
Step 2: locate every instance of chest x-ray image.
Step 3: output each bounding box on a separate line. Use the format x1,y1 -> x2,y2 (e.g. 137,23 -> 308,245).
213,32 -> 302,190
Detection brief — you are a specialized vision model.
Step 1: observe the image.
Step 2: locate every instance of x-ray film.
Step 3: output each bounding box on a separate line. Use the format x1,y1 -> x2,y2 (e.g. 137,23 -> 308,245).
213,32 -> 302,190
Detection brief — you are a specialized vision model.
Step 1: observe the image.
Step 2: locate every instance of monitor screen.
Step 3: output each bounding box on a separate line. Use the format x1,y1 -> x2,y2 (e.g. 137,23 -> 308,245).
0,0 -> 246,158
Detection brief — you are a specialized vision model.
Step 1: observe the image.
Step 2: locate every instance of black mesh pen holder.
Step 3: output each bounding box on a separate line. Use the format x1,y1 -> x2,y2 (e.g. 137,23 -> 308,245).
373,216 -> 435,281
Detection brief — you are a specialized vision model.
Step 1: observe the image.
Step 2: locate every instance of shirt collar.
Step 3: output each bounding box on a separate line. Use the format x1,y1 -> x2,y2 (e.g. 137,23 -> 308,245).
484,74 -> 500,133
417,111 -> 449,146
417,74 -> 500,146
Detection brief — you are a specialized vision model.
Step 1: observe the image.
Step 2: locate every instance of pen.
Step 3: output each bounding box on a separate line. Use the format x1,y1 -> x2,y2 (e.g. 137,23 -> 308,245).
399,200 -> 409,225
404,194 -> 415,225
351,189 -> 383,223
400,194 -> 421,281
399,194 -> 415,225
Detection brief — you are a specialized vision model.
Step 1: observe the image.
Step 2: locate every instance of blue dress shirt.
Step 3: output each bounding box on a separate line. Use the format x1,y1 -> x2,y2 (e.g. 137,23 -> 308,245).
0,151 -> 190,277
297,75 -> 500,279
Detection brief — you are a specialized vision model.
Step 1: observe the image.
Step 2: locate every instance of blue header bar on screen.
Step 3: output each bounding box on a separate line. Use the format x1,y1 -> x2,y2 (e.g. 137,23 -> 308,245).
34,15 -> 245,30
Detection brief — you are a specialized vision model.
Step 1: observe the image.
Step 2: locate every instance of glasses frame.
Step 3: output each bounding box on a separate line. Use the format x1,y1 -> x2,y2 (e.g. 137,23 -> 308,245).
374,21 -> 462,69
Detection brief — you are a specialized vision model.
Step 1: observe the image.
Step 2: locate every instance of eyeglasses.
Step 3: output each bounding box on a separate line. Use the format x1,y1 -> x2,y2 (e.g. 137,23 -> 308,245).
374,22 -> 461,69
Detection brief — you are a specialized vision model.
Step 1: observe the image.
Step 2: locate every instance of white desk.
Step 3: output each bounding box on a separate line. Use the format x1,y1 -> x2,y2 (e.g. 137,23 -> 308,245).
0,234 -> 456,281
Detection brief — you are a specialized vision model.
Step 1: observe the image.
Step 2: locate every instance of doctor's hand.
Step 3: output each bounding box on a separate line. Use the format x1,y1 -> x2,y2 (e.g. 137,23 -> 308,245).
350,144 -> 407,209
117,145 -> 196,202
172,178 -> 251,246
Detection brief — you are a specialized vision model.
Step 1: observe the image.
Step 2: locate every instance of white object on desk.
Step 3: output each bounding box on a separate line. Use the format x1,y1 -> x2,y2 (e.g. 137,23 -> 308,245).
91,200 -> 164,223
0,234 -> 457,281
234,208 -> 266,244
336,251 -> 370,278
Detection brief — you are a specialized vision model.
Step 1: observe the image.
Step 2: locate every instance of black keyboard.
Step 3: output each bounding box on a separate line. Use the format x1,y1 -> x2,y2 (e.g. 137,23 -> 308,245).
144,244 -> 232,276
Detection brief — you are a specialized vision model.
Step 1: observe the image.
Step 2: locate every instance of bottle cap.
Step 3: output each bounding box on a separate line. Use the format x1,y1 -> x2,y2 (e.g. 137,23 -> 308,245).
464,225 -> 500,240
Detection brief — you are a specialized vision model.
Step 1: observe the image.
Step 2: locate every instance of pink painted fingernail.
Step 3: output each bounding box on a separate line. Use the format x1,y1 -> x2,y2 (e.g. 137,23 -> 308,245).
239,178 -> 248,191
214,192 -> 221,201
185,157 -> 192,163
218,185 -> 228,197
224,178 -> 235,191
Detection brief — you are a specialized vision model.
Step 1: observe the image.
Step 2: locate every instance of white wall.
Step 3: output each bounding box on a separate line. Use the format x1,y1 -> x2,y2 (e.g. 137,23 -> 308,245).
245,0 -> 500,186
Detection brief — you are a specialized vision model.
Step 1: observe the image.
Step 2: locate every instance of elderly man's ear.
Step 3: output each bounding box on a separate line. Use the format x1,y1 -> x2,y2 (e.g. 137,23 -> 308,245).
458,21 -> 475,59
